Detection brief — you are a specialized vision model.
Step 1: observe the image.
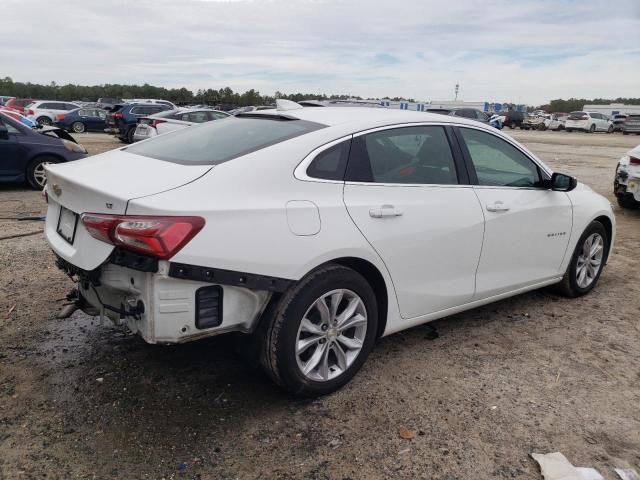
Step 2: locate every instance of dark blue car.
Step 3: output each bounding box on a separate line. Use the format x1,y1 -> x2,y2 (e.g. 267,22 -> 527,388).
0,112 -> 87,189
105,103 -> 172,143
54,107 -> 108,133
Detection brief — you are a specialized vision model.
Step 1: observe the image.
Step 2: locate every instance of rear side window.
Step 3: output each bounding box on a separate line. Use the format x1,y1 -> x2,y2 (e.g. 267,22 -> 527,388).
459,128 -> 541,188
345,126 -> 458,185
306,140 -> 351,181
126,116 -> 325,165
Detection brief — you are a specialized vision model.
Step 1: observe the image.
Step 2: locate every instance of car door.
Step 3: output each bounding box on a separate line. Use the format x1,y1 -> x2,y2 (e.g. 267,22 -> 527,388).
0,117 -> 26,180
456,126 -> 572,298
343,125 -> 485,319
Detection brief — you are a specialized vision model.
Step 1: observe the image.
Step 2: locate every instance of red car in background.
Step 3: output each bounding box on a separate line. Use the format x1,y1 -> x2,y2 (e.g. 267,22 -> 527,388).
4,98 -> 34,114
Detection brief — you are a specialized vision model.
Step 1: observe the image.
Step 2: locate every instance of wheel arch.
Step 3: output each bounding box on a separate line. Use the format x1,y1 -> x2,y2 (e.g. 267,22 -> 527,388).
25,152 -> 67,173
593,214 -> 613,262
319,257 -> 389,339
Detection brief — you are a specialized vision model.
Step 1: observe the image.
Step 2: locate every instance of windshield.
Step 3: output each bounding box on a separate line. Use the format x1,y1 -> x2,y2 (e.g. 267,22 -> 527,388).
126,116 -> 326,165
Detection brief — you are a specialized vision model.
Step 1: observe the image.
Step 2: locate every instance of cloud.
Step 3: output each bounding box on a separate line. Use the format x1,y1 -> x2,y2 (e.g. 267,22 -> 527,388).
1,0 -> 638,104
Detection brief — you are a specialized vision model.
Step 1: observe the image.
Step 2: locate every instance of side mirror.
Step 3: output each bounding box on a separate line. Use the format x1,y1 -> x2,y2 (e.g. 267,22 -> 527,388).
550,172 -> 577,192
0,124 -> 8,140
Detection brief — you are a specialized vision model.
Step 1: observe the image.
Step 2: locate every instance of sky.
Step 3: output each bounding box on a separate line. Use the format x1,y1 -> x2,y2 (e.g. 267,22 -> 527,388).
1,0 -> 639,105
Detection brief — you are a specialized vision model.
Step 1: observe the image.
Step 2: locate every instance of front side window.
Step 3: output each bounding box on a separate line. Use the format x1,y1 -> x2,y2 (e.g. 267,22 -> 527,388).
126,116 -> 325,165
459,128 -> 541,188
345,126 -> 458,185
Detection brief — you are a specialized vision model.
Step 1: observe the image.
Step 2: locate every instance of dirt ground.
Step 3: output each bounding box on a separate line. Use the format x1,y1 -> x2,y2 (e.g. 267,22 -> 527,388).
1,130 -> 639,480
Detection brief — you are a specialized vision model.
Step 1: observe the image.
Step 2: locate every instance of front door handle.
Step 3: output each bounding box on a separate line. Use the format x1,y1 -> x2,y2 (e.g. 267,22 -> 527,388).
369,205 -> 403,218
486,201 -> 510,212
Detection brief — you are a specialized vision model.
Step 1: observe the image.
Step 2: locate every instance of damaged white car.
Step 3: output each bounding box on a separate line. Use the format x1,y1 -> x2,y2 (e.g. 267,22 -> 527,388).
45,101 -> 615,396
614,144 -> 640,209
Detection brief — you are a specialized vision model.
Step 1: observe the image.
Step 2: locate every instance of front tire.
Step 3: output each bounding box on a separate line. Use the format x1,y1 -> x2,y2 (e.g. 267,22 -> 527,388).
71,121 -> 86,133
259,264 -> 378,397
26,156 -> 59,189
553,221 -> 608,297
589,124 -> 596,133
36,116 -> 52,126
617,194 -> 640,209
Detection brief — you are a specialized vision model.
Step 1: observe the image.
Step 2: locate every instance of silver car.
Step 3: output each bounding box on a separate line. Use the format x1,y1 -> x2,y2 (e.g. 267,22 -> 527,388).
133,108 -> 230,142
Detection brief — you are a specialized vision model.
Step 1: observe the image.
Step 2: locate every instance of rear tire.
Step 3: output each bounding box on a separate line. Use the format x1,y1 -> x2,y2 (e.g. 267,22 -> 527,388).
607,125 -> 613,134
36,116 -> 52,126
259,264 -> 378,397
589,124 -> 596,133
26,156 -> 59,189
71,121 -> 85,133
126,127 -> 136,144
552,221 -> 608,298
566,129 -> 573,133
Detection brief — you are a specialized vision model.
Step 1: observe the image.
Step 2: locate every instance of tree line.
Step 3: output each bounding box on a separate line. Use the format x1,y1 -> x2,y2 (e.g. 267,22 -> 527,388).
542,98 -> 640,113
0,77 -> 365,106
1,77 -> 637,110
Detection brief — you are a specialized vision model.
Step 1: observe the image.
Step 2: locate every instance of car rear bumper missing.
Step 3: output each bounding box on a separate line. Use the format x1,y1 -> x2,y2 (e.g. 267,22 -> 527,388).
55,254 -> 274,344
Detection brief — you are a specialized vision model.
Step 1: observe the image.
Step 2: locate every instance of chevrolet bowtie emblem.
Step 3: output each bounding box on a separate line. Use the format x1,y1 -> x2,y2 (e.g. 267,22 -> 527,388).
52,184 -> 62,196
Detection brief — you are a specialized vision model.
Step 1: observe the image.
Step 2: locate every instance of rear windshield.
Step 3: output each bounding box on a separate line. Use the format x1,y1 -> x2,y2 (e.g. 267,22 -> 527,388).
126,116 -> 326,165
568,111 -> 587,119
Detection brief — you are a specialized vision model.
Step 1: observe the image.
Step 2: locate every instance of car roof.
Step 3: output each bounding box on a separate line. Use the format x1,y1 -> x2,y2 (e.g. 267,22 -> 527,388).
248,106 -> 487,129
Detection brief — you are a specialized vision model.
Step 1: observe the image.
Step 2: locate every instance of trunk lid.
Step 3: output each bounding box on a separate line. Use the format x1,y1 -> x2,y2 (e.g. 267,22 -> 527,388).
44,149 -> 212,270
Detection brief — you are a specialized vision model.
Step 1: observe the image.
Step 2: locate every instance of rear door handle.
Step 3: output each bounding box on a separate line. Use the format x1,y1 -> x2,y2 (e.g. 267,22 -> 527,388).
369,205 -> 403,218
486,201 -> 510,212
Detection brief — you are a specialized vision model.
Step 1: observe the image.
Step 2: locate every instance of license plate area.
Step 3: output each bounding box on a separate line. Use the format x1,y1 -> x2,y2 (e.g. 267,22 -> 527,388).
57,206 -> 78,244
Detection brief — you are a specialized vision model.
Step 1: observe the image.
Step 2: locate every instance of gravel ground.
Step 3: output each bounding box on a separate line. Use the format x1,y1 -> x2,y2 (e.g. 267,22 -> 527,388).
1,130 -> 639,479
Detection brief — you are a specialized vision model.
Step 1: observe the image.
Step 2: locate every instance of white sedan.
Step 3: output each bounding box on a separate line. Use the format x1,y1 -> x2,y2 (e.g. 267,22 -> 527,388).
44,101 -> 615,396
133,108 -> 230,142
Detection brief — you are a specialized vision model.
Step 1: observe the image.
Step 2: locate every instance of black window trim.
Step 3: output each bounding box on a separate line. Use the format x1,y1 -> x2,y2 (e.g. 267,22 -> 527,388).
451,125 -> 552,189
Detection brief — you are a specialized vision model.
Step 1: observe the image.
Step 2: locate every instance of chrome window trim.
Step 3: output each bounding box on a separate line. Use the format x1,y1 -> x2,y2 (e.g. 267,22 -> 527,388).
294,121 -> 554,187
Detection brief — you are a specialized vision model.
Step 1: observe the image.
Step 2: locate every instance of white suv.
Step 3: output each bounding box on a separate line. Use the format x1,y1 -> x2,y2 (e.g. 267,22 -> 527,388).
26,101 -> 81,126
565,111 -> 613,133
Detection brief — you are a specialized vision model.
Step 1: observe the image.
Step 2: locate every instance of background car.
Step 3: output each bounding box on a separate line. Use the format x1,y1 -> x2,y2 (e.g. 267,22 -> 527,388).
0,111 -> 87,188
565,111 -> 613,133
0,95 -> 14,106
104,102 -> 173,143
448,108 -> 491,124
611,114 -> 628,132
4,97 -> 34,114
500,110 -> 525,129
614,144 -> 640,208
622,114 -> 640,135
96,97 -> 122,110
133,108 -> 230,142
122,98 -> 177,109
44,104 -> 614,396
54,107 -> 107,133
547,113 -> 568,131
0,107 -> 37,128
26,100 -> 81,126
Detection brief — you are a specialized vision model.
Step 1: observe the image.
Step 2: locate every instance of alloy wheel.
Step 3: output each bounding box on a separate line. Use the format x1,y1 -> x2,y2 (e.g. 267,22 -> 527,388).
33,162 -> 51,188
295,289 -> 367,382
576,233 -> 604,288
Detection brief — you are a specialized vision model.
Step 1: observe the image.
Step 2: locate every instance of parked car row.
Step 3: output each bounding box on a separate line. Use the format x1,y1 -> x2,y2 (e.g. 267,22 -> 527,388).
0,111 -> 87,189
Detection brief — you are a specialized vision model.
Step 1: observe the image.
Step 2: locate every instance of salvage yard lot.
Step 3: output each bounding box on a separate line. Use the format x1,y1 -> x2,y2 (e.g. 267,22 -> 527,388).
1,130 -> 639,479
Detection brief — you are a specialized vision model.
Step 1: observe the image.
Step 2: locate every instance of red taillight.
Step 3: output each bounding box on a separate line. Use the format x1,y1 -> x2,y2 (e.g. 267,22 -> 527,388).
113,112 -> 124,119
630,156 -> 640,166
27,109 -> 34,115
151,119 -> 166,128
81,214 -> 205,259
56,114 -> 65,121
